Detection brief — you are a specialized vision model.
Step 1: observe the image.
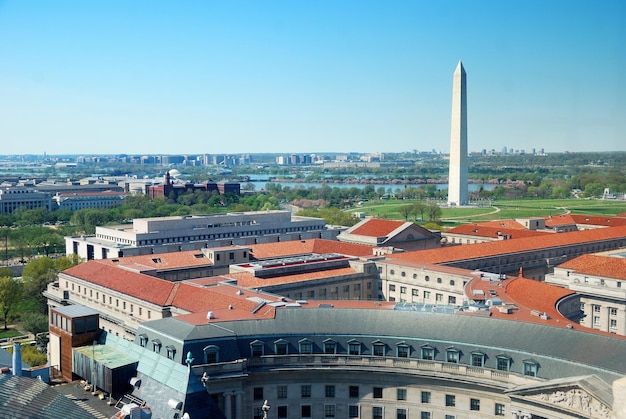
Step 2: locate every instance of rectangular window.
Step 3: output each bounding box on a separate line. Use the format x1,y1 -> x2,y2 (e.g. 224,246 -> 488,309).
373,344 -> 385,357
349,343 -> 361,355
594,316 -> 601,326
397,388 -> 407,401
301,385 -> 312,398
412,289 -> 419,296
277,385 -> 287,399
372,406 -> 383,419
611,319 -> 618,328
497,357 -> 510,371
389,284 -> 396,292
397,346 -> 409,358
277,406 -> 287,419
446,350 -> 459,363
373,387 -> 383,398
448,296 -> 457,304
275,342 -> 288,355
610,307 -> 618,316
445,394 -> 455,407
445,416 -> 455,419
325,385 -> 335,398
344,285 -> 350,293
471,353 -> 484,367
523,362 -> 538,377
435,293 -> 443,302
349,385 -> 359,398
594,305 -> 601,313
324,404 -> 336,418
301,405 -> 311,418
495,403 -> 505,416
423,291 -> 430,299
470,398 -> 480,411
400,286 -> 407,294
421,391 -> 431,403
253,387 -> 263,400
397,408 -> 407,419
420,413 -> 431,419
421,347 -> 434,360
300,342 -> 313,354
349,405 -> 359,418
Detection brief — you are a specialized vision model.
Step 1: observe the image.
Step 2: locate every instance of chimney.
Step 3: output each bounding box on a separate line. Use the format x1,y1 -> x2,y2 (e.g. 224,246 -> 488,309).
12,343 -> 22,376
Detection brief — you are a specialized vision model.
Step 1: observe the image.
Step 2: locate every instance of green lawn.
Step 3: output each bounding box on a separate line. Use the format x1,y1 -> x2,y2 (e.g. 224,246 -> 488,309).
0,328 -> 22,339
347,198 -> 626,225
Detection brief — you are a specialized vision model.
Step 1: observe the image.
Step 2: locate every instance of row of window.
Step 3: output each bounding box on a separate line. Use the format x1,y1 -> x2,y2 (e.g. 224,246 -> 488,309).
136,226 -> 319,246
387,288 -> 457,304
253,386 -> 505,418
386,271 -> 457,287
582,304 -> 620,316
246,339 -> 538,376
65,281 -> 152,320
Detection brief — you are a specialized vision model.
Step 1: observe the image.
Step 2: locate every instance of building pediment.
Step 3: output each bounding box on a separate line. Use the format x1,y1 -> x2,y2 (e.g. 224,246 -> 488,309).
506,375 -> 612,418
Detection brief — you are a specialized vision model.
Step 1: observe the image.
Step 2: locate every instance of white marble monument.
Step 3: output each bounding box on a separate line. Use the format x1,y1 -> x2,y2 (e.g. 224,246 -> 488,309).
448,60 -> 469,206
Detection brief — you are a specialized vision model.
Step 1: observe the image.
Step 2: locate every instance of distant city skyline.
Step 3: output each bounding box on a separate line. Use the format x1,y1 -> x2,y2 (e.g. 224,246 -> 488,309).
1,1 -> 624,155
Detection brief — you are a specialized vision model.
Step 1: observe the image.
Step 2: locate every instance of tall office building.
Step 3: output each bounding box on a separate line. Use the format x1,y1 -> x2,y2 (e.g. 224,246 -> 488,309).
447,61 -> 468,206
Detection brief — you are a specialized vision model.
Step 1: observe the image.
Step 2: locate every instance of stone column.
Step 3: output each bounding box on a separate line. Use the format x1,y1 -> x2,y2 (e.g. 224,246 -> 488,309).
223,392 -> 232,419
235,391 -> 243,419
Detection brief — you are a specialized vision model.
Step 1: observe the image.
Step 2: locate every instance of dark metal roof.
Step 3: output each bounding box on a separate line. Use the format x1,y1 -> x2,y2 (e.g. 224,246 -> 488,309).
0,375 -> 100,419
140,308 -> 626,382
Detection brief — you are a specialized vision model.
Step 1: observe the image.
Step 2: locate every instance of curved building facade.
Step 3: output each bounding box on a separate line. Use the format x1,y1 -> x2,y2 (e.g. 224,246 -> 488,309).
124,307 -> 622,419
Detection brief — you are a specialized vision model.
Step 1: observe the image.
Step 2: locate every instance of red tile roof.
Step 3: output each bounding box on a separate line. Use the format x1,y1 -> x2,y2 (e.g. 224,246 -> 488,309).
559,254 -> 626,280
461,275 -> 610,333
389,225 -> 626,264
465,219 -> 528,230
504,277 -> 574,322
568,214 -> 626,227
247,239 -> 374,259
227,266 -> 359,289
101,251 -> 212,270
64,261 -> 176,306
348,219 -> 406,237
445,224 -> 550,240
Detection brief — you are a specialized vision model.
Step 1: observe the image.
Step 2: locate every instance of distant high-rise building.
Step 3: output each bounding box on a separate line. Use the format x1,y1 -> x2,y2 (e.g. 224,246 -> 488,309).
448,61 -> 468,206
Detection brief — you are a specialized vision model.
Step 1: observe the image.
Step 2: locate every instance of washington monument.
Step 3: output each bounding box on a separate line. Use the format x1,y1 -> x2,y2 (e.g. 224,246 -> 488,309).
447,61 -> 468,206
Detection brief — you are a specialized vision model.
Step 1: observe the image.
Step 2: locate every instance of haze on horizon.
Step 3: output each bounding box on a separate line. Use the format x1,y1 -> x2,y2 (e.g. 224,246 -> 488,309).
0,1 -> 624,156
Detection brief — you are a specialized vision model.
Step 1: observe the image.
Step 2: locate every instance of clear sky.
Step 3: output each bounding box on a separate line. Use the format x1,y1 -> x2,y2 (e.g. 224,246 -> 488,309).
0,1 -> 624,155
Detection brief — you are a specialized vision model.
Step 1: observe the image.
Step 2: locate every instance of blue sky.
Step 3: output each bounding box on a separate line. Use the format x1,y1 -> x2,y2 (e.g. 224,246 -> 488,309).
0,1 -> 624,155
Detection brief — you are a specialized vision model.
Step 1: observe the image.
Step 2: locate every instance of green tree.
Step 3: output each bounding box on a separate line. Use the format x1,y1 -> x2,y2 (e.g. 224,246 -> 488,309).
412,202 -> 427,221
20,312 -> 49,335
400,205 -> 412,221
426,202 -> 442,221
0,276 -> 23,330
22,257 -> 57,313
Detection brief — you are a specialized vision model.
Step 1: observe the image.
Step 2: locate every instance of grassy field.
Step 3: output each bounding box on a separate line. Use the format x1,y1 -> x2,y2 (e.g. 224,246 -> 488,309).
347,198 -> 626,226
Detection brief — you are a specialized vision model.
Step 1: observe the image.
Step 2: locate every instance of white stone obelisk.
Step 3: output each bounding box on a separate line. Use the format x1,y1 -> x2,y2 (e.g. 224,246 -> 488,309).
448,61 -> 468,206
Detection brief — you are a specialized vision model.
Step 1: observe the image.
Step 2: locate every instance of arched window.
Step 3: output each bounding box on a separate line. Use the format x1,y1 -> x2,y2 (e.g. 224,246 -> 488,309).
203,345 -> 220,363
